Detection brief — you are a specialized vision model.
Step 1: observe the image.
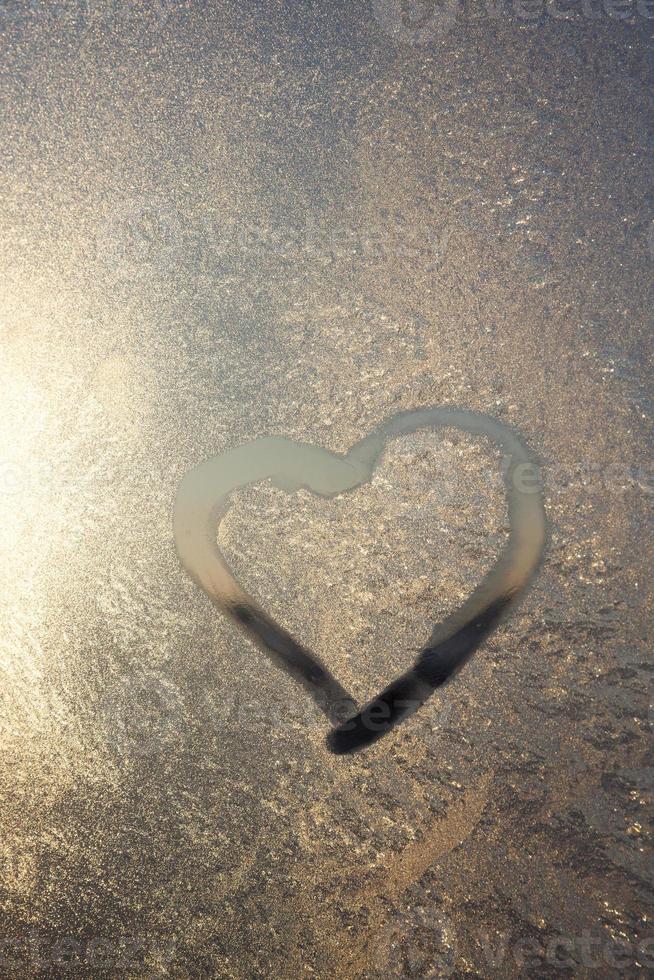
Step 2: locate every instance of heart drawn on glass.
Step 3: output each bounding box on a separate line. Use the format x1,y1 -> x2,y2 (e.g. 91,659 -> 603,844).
174,408 -> 546,754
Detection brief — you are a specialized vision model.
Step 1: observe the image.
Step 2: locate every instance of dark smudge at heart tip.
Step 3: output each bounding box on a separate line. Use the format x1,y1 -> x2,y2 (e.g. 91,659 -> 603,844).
326,676 -> 434,755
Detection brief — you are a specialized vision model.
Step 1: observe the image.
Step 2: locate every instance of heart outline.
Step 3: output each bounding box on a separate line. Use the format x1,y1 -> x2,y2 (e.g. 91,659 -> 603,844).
174,408 -> 546,754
